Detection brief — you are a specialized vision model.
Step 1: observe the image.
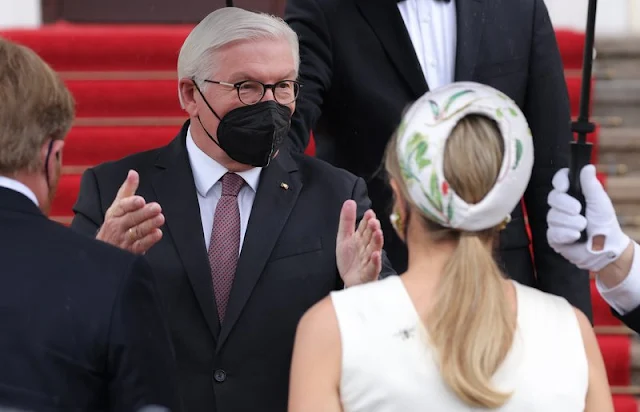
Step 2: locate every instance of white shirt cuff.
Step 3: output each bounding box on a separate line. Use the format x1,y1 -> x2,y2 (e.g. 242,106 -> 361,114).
597,241 -> 640,315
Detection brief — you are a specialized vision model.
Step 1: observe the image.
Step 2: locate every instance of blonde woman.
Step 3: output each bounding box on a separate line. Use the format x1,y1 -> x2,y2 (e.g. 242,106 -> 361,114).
288,82 -> 613,411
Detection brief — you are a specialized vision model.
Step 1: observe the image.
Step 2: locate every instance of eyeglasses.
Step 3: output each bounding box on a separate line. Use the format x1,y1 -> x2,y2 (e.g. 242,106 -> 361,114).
202,79 -> 301,105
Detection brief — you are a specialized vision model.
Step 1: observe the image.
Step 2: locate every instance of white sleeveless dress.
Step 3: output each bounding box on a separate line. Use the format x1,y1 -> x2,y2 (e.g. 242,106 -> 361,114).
330,276 -> 588,411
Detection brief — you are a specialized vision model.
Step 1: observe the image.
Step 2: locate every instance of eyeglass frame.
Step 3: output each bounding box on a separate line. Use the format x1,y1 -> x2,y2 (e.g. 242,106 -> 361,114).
198,78 -> 302,106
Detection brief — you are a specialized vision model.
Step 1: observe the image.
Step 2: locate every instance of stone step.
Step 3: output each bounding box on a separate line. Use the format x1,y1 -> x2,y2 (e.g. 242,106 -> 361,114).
599,128 -> 640,173
608,173 -> 640,202
600,128 -> 640,150
595,80 -> 640,105
593,79 -> 640,127
587,37 -> 640,239
595,59 -> 640,80
595,106 -> 640,127
595,37 -> 640,59
615,215 -> 640,227
592,37 -> 640,80
626,227 -> 640,244
614,204 -> 639,220
605,173 -> 640,220
596,163 -> 629,176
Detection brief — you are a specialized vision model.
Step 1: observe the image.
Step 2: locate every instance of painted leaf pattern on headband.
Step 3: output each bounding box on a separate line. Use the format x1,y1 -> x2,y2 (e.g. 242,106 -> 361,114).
429,171 -> 442,212
407,132 -> 431,170
397,84 -> 530,229
400,131 -> 453,225
514,139 -> 523,170
429,89 -> 474,121
443,89 -> 474,113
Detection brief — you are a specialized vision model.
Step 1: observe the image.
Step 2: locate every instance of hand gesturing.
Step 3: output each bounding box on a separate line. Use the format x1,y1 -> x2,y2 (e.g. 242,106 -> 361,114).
336,200 -> 384,288
96,170 -> 164,254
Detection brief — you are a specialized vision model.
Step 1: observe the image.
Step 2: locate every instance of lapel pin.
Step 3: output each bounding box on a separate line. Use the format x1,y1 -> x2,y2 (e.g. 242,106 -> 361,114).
280,182 -> 289,190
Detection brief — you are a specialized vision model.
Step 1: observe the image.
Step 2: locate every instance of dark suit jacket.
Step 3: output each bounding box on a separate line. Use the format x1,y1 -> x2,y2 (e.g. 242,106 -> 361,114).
285,0 -> 592,318
70,122 -> 396,412
0,187 -> 177,412
615,306 -> 640,334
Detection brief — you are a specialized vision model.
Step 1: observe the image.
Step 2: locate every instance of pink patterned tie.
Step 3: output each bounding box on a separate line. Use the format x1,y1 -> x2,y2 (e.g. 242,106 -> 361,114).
208,172 -> 245,323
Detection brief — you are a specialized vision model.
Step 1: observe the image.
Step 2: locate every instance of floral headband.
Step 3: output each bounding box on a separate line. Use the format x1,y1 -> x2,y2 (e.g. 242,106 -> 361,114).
394,82 -> 534,231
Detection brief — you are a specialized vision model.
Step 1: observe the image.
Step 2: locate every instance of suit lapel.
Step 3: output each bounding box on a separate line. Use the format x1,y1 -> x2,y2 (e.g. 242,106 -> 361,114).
217,151 -> 301,349
355,0 -> 428,99
454,0 -> 486,81
151,124 -> 221,341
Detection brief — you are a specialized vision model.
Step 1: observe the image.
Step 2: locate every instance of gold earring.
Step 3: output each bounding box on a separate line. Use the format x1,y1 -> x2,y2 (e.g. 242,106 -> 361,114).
390,211 -> 404,235
497,215 -> 512,231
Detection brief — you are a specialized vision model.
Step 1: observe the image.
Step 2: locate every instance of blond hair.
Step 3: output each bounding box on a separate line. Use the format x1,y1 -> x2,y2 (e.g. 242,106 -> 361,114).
385,114 -> 514,408
0,37 -> 75,175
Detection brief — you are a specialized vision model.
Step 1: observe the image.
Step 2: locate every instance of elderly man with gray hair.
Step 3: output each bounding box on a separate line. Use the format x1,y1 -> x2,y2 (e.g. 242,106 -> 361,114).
71,7 -> 394,412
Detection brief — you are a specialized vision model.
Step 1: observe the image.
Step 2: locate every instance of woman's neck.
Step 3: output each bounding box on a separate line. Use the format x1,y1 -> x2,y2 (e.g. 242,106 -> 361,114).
400,239 -> 456,304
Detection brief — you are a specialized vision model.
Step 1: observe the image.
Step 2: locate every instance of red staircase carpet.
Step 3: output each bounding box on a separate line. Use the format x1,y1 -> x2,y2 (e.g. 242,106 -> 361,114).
1,24 -> 629,409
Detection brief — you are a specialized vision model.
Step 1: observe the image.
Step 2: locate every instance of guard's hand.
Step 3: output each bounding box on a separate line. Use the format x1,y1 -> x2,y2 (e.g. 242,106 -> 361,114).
336,200 -> 384,288
96,170 -> 164,254
546,165 -> 630,271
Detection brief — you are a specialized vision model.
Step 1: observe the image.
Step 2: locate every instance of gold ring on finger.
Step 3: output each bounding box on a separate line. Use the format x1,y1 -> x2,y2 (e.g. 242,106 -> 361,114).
128,227 -> 135,242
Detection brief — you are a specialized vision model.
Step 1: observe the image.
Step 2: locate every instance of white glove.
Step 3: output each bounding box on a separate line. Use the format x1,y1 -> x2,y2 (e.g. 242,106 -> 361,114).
546,165 -> 630,272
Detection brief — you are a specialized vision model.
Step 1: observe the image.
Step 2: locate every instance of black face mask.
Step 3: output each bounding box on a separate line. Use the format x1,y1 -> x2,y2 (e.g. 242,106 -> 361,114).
193,82 -> 292,167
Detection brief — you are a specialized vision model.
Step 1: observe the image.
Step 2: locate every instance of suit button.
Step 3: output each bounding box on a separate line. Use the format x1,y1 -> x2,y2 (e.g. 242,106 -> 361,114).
213,369 -> 227,383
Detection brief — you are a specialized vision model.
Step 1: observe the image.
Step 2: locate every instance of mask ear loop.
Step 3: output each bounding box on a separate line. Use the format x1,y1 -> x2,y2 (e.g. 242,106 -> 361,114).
191,79 -> 223,121
191,78 -> 226,150
44,139 -> 55,191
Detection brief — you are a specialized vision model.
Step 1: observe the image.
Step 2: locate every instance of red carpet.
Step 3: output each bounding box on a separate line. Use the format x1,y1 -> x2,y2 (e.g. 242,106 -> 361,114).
555,29 -> 588,70
598,335 -> 632,387
592,279 -> 623,326
63,126 -> 177,166
66,80 -> 183,118
614,396 -> 638,412
3,23 -> 629,408
52,175 -> 81,219
0,23 -> 191,72
1,23 -> 588,72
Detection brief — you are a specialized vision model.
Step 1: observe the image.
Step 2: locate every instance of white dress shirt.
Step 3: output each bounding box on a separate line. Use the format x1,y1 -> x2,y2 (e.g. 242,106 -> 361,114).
0,176 -> 39,206
397,0 -> 457,90
597,241 -> 640,315
185,127 -> 262,252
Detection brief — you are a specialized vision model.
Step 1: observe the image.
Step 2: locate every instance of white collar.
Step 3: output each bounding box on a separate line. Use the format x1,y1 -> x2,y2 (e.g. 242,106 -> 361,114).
0,176 -> 39,207
185,126 -> 262,197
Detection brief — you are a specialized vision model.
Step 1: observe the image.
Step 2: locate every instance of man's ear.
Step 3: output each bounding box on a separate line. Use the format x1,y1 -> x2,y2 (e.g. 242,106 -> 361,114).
179,78 -> 199,116
52,140 -> 64,162
40,139 -> 64,167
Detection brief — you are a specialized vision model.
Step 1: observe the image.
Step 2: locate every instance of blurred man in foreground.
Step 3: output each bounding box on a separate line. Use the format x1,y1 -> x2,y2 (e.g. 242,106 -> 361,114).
0,38 -> 178,412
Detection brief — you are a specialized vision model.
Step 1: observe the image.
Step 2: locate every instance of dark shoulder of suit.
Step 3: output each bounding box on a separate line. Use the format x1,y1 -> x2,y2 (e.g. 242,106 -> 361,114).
615,306 -> 640,334
2,197 -> 139,290
289,150 -> 360,189
0,194 -> 142,410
